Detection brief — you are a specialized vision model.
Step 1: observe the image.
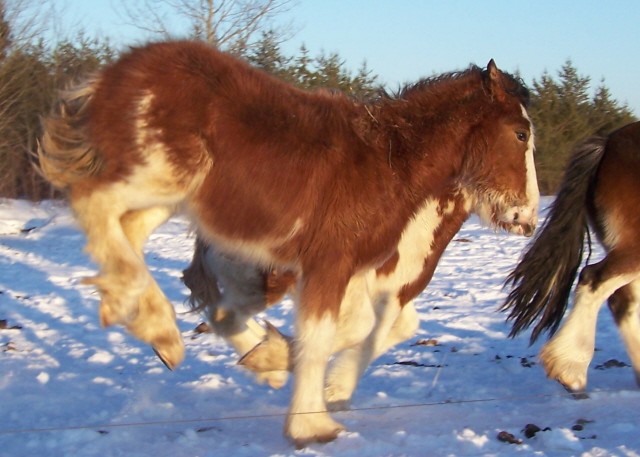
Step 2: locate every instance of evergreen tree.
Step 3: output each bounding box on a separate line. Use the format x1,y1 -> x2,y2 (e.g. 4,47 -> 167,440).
290,44 -> 314,88
247,29 -> 290,79
528,60 -> 636,194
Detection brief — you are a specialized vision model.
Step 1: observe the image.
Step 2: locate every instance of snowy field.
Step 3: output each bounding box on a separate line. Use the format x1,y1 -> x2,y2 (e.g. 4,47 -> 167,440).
0,197 -> 638,457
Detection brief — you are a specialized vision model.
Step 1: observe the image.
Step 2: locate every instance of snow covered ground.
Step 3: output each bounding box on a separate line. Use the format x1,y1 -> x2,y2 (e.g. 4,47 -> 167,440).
0,197 -> 638,457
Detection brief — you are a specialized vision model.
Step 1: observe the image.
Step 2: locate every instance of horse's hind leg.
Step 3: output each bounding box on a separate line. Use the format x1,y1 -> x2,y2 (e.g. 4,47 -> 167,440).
120,206 -> 184,368
72,188 -> 184,368
540,252 -> 640,392
608,279 -> 640,386
71,192 -> 152,326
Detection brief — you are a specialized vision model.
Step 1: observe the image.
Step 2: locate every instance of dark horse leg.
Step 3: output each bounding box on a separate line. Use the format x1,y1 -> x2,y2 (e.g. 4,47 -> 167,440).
608,280 -> 640,386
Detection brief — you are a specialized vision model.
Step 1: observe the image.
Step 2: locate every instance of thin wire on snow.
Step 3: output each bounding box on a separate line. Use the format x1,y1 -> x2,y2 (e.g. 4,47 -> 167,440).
0,388 -> 632,437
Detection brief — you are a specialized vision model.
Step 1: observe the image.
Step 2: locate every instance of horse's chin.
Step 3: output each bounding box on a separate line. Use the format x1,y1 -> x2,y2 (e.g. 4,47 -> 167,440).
476,204 -> 537,237
498,221 -> 536,237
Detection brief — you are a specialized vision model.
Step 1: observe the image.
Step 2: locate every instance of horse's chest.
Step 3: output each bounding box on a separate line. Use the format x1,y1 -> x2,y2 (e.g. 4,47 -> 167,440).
373,199 -> 444,292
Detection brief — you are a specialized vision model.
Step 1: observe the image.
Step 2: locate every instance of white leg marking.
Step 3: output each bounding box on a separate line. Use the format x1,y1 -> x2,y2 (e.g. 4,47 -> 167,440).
285,314 -> 344,446
326,299 -> 419,410
73,194 -> 150,327
540,273 -> 637,391
379,301 -> 420,355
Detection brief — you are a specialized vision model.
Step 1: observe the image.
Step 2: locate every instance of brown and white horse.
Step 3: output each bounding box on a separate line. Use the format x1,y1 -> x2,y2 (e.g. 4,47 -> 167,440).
39,40 -> 538,446
504,121 -> 640,393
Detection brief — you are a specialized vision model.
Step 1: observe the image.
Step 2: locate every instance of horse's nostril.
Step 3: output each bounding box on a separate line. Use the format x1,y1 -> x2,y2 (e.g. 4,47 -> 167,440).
513,212 -> 520,222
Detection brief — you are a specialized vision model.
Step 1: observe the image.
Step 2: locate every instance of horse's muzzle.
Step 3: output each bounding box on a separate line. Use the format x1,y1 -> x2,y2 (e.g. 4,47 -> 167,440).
499,205 -> 537,237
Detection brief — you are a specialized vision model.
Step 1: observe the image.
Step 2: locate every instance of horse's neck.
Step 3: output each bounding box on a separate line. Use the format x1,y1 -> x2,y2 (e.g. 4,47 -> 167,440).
373,99 -> 478,202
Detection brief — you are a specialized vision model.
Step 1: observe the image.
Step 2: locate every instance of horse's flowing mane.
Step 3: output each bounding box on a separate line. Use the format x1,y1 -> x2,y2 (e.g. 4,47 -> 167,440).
379,65 -> 530,107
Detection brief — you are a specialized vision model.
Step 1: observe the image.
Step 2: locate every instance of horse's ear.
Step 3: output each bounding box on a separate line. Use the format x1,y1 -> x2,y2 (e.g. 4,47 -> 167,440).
484,59 -> 505,100
487,59 -> 499,80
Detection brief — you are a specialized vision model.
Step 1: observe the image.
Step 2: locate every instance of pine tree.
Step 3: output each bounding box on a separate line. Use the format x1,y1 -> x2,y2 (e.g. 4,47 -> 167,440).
247,29 -> 290,79
528,60 -> 636,194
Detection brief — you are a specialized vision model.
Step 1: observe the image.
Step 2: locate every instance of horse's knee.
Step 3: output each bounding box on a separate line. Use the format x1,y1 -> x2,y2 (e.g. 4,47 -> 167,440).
393,303 -> 419,341
120,206 -> 173,254
608,288 -> 632,325
578,264 -> 601,291
335,299 -> 375,351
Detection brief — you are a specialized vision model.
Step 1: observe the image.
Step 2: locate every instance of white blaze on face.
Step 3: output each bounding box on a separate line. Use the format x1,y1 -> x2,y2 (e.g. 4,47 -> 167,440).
473,105 -> 540,235
496,106 -> 540,235
522,105 -> 540,224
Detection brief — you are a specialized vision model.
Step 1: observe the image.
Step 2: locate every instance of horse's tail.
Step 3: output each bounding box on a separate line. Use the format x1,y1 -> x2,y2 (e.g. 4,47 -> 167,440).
182,236 -> 222,313
37,76 -> 103,189
502,134 -> 607,343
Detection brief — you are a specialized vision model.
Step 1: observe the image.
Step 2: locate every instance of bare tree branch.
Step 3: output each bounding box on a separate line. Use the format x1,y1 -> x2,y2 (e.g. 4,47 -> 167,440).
116,0 -> 297,53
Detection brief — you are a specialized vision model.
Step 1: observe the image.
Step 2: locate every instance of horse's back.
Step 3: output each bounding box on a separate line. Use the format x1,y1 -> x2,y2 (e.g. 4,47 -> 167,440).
88,42 -> 232,174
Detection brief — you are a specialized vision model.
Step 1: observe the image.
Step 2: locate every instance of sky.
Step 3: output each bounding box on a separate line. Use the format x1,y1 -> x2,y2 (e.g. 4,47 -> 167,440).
56,0 -> 640,116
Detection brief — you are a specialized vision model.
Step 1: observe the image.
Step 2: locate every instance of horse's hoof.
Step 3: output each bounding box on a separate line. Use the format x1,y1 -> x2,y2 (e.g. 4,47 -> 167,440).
238,322 -> 292,372
545,369 -> 588,393
285,412 -> 345,448
151,337 -> 184,370
153,347 -> 174,371
291,426 -> 344,449
539,344 -> 589,393
558,382 -> 589,400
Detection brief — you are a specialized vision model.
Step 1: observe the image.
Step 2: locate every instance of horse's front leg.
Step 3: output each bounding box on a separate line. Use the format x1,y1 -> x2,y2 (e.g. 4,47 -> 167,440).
325,284 -> 390,411
540,255 -> 638,392
326,299 -> 419,410
285,272 -> 347,447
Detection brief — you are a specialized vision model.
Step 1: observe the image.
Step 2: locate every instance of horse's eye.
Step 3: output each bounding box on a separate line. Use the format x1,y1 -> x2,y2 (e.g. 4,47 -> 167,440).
516,131 -> 528,143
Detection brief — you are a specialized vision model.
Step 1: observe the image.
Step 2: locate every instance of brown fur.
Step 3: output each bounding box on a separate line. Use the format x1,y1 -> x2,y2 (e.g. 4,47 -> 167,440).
38,40 -> 537,445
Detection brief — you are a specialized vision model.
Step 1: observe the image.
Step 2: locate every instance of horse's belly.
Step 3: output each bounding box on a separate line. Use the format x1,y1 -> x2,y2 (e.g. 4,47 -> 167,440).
189,198 -> 304,269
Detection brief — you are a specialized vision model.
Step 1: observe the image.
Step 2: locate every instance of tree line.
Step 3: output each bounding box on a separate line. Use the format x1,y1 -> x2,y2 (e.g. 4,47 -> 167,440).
0,1 -> 635,200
